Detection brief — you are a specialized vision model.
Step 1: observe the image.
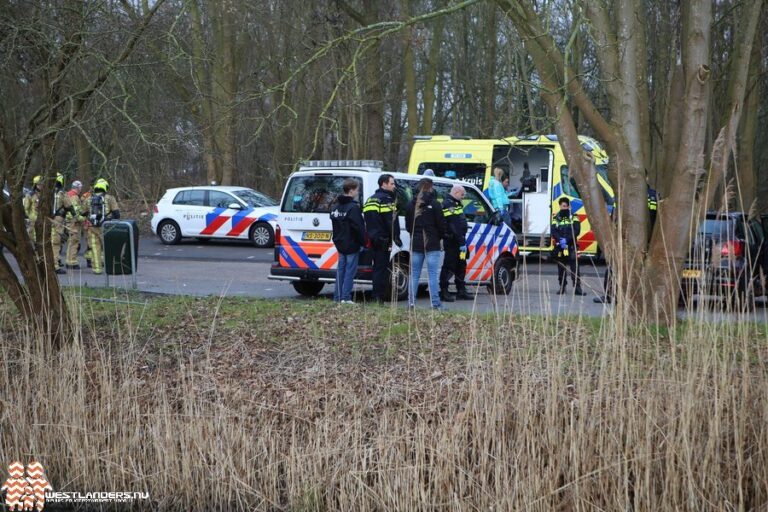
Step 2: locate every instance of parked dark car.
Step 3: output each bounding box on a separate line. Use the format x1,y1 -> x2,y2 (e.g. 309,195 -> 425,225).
681,212 -> 768,303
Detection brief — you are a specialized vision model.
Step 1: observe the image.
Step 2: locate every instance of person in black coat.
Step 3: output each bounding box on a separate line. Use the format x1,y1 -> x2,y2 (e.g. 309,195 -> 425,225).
440,184 -> 471,301
331,179 -> 365,303
363,174 -> 402,302
405,178 -> 447,310
551,196 -> 585,295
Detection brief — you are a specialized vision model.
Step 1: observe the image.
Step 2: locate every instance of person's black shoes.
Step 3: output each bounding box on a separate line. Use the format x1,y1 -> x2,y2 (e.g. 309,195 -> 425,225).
593,296 -> 612,304
574,287 -> 587,296
439,292 -> 455,303
454,290 -> 473,300
66,264 -> 80,269
556,287 -> 567,295
55,268 -> 66,275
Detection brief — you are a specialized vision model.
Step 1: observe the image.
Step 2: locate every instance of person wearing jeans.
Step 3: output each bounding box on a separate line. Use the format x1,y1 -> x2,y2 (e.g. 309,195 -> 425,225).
405,178 -> 447,310
408,250 -> 442,308
330,179 -> 366,303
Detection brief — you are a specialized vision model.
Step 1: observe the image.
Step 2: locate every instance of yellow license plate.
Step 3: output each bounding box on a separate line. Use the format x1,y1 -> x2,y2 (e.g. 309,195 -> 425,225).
302,231 -> 331,241
682,269 -> 701,279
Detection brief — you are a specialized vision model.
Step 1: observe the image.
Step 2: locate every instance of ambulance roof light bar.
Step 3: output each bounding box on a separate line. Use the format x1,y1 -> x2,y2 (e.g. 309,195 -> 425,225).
303,160 -> 384,168
413,135 -> 472,140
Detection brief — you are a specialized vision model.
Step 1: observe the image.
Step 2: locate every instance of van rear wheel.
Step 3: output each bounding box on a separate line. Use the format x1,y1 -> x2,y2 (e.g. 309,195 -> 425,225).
292,281 -> 324,297
487,257 -> 516,295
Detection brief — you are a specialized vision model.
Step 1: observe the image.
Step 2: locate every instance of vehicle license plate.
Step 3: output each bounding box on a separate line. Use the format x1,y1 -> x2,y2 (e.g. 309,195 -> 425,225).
682,269 -> 701,279
302,231 -> 332,241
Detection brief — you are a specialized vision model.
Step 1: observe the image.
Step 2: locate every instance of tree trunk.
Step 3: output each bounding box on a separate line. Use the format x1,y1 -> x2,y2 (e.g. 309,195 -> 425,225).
735,34 -> 762,214
74,131 -> 92,186
702,0 -> 763,210
421,15 -> 445,135
644,0 -> 712,321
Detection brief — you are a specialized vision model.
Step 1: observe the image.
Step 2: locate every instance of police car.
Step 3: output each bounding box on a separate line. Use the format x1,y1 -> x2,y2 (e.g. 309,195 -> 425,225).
269,160 -> 519,299
151,186 -> 279,247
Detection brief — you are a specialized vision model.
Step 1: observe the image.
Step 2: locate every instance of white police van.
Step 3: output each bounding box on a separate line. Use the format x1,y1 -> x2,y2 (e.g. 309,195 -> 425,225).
269,160 -> 519,300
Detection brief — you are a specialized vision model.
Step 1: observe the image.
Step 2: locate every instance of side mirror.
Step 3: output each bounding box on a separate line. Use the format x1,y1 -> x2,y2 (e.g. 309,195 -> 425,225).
228,202 -> 243,210
490,210 -> 502,225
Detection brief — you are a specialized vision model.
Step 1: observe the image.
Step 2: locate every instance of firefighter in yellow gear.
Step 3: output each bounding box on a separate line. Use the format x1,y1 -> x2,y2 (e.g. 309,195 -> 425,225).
23,175 -> 43,241
65,180 -> 85,268
83,178 -> 120,275
51,173 -> 74,274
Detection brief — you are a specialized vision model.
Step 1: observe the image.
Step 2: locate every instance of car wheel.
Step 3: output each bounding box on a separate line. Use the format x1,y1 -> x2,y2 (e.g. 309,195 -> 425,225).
158,220 -> 181,245
385,257 -> 409,302
292,281 -> 324,297
250,222 -> 274,248
487,256 -> 516,295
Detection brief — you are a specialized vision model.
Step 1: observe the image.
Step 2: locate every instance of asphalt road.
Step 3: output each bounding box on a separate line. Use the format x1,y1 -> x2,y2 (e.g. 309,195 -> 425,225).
7,234 -> 767,320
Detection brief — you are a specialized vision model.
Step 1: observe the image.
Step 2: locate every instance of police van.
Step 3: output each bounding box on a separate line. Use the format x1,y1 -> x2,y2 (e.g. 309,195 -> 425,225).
407,134 -> 615,257
269,160 -> 519,300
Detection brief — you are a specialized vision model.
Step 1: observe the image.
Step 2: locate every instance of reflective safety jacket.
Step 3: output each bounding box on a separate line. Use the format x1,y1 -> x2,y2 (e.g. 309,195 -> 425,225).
442,194 -> 468,246
23,190 -> 40,223
363,188 -> 400,250
551,210 -> 581,250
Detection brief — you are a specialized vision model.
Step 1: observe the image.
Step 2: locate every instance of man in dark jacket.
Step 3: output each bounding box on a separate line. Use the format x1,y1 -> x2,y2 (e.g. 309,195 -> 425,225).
440,184 -> 471,301
331,179 -> 365,304
363,174 -> 402,302
405,178 -> 447,310
551,197 -> 585,295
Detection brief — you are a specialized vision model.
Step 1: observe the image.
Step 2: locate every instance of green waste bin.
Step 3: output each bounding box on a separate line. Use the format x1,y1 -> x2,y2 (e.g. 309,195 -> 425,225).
103,220 -> 139,277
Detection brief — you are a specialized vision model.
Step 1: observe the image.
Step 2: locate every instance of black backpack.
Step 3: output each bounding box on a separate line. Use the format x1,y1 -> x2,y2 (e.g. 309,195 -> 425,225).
90,194 -> 105,227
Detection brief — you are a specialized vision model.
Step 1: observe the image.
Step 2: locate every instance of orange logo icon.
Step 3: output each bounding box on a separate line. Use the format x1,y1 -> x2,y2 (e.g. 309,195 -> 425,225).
1,461 -> 52,511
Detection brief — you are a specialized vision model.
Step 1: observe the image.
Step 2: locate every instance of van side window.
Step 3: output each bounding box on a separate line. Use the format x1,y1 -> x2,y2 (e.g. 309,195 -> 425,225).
417,163 -> 487,189
462,189 -> 490,224
394,181 -> 414,216
560,165 -> 581,199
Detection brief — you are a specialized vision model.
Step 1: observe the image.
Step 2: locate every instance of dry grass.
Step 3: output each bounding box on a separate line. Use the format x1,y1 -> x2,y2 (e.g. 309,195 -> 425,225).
1,290 -> 767,511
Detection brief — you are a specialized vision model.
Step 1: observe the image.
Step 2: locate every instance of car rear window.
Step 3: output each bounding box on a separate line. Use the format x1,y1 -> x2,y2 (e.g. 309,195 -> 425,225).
173,190 -> 205,206
700,218 -> 748,240
282,175 -> 362,213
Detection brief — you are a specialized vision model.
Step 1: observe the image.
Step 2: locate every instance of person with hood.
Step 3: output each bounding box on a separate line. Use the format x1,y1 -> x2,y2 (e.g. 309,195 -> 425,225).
330,179 -> 365,304
551,196 -> 585,295
363,174 -> 402,302
405,178 -> 447,310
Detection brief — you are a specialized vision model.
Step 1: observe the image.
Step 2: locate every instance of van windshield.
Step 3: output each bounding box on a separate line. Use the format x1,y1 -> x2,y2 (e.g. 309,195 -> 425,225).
282,175 -> 362,213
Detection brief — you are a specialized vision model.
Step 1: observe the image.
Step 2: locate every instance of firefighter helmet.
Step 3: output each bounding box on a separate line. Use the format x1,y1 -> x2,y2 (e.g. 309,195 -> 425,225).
94,178 -> 109,193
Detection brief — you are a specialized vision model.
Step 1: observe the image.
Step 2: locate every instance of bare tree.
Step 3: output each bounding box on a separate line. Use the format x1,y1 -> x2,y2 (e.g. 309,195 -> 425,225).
0,0 -> 165,344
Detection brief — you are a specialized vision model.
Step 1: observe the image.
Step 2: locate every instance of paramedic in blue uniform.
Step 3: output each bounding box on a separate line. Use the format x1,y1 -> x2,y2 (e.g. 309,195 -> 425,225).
363,174 -> 402,302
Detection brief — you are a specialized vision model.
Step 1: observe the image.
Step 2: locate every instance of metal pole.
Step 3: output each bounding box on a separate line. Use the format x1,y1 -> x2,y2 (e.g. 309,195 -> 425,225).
127,222 -> 137,290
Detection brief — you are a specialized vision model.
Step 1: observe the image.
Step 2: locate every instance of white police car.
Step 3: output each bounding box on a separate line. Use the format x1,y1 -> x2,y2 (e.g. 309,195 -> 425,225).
151,186 -> 279,247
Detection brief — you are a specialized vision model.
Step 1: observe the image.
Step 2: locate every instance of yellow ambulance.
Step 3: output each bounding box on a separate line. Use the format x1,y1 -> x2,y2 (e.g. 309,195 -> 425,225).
407,134 -> 614,257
